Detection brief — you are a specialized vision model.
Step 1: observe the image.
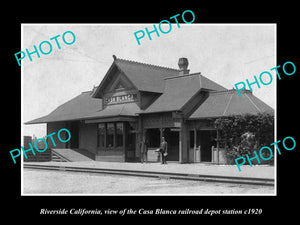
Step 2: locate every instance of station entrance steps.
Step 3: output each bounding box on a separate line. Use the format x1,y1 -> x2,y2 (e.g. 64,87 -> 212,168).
51,149 -> 94,162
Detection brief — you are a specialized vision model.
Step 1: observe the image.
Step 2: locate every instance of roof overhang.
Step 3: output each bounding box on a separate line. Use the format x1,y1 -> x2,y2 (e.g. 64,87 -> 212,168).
84,116 -> 137,124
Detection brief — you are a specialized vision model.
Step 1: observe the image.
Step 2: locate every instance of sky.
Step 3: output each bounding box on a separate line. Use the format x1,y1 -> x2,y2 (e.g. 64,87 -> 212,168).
22,24 -> 276,138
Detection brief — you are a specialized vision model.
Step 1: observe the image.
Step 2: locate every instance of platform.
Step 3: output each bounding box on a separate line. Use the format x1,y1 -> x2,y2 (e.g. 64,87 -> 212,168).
23,160 -> 275,181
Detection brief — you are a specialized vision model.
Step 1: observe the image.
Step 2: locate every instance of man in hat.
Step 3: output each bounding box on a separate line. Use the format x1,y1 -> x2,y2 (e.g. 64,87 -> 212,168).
159,137 -> 168,164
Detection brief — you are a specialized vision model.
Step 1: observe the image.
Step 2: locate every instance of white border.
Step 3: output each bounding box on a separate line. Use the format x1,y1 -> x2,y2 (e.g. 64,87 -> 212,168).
20,23 -> 277,196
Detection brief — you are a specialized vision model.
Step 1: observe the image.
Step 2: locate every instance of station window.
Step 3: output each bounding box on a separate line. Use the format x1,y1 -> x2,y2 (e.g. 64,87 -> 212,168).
116,123 -> 124,147
106,123 -> 114,148
98,122 -> 125,149
97,123 -> 105,147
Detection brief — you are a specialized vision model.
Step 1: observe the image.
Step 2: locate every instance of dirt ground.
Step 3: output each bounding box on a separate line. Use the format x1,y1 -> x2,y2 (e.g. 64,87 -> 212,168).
22,169 -> 274,195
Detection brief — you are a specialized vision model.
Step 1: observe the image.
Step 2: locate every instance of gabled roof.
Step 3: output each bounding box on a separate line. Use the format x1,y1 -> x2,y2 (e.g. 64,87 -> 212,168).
25,90 -> 140,124
189,89 -> 274,119
93,56 -> 180,98
142,73 -> 227,113
26,56 -> 274,125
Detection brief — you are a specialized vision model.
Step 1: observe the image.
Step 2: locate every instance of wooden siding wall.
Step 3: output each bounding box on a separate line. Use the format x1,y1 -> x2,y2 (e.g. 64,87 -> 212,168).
79,123 -> 97,154
47,122 -> 67,148
187,119 -> 215,130
142,112 -> 175,129
96,149 -> 124,162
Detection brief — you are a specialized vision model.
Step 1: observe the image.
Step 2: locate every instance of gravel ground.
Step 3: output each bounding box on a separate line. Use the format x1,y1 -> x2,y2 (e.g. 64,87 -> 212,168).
23,169 -> 274,195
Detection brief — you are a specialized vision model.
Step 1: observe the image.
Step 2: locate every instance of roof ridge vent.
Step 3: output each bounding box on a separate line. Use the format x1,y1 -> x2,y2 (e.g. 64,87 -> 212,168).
115,56 -> 180,72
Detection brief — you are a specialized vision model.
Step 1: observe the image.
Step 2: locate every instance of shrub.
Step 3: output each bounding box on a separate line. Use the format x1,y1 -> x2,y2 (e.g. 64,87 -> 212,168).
214,112 -> 274,165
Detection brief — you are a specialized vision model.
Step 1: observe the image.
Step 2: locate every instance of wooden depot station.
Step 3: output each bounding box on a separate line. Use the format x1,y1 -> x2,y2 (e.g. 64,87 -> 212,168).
26,56 -> 273,163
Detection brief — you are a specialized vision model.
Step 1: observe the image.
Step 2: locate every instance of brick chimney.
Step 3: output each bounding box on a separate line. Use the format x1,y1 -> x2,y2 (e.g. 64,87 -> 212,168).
178,57 -> 190,75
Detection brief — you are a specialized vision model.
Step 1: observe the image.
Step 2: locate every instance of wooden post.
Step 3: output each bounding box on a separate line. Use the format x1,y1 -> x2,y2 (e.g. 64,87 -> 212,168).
179,129 -> 182,163
123,122 -> 126,160
199,130 -> 202,162
104,123 -> 107,149
199,144 -> 201,162
159,127 -> 163,163
179,119 -> 188,164
217,129 -> 220,164
113,123 -> 117,149
137,117 -> 143,160
186,123 -> 190,163
194,128 -> 196,163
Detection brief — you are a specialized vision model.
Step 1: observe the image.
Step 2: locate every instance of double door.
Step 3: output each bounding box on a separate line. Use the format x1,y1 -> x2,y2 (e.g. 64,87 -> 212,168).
190,130 -> 216,163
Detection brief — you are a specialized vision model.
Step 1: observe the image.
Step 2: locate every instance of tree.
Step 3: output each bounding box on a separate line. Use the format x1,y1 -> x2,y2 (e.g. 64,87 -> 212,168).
214,112 -> 274,164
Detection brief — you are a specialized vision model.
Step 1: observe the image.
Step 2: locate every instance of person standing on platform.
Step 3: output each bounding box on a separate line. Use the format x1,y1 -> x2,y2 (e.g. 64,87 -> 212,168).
159,137 -> 168,164
140,136 -> 148,163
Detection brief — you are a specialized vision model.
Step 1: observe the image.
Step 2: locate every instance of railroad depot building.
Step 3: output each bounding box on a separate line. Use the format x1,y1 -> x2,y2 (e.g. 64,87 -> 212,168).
26,56 -> 274,163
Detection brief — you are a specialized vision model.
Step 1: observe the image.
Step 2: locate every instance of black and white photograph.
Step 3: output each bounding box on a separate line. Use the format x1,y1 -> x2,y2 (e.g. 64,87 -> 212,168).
4,5 -> 298,220
21,24 -> 276,195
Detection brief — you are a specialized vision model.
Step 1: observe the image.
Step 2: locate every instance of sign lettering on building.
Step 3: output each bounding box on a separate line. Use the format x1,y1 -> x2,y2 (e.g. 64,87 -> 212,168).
105,94 -> 137,105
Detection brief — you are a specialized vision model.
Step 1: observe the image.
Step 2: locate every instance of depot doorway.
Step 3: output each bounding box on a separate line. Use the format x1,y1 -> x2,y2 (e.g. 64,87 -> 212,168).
163,128 -> 179,161
199,130 -> 213,162
189,129 -> 217,162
